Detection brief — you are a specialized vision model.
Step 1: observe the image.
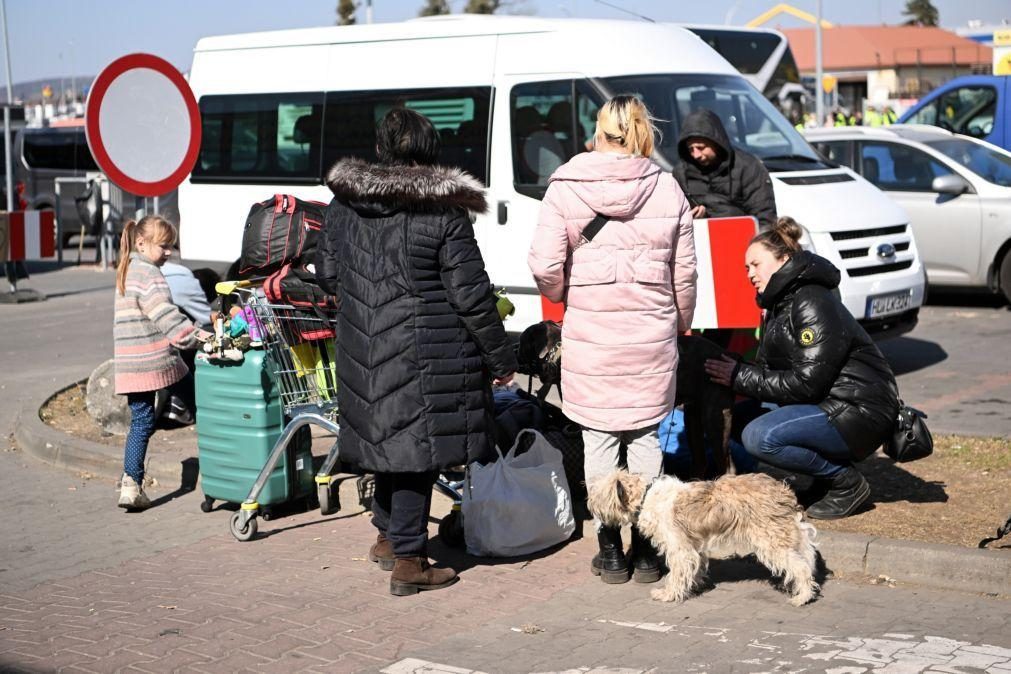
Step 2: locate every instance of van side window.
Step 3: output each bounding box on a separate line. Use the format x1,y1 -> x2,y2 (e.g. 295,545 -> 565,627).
22,130 -> 98,172
936,86 -> 996,138
194,93 -> 324,183
511,80 -> 601,198
322,87 -> 491,185
860,141 -> 952,192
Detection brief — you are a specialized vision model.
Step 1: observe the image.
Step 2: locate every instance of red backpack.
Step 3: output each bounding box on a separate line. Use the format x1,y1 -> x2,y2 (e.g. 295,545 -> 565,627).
263,263 -> 338,341
239,195 -> 326,277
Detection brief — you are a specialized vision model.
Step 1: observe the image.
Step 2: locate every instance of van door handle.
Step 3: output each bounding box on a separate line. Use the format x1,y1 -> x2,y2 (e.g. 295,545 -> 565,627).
497,201 -> 508,225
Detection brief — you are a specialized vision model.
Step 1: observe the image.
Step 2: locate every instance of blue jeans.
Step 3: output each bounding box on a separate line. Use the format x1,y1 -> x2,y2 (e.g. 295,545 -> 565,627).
124,392 -> 157,483
741,405 -> 851,479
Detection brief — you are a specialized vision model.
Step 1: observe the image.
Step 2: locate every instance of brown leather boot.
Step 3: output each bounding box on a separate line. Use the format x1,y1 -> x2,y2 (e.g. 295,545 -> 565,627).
368,535 -> 395,571
389,557 -> 459,596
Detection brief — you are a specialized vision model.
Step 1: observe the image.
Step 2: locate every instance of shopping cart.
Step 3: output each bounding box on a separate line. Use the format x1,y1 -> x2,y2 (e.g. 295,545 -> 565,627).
213,280 -> 344,542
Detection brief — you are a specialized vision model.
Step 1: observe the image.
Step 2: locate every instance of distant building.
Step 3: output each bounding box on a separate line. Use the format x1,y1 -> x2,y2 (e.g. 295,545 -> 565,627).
781,25 -> 992,113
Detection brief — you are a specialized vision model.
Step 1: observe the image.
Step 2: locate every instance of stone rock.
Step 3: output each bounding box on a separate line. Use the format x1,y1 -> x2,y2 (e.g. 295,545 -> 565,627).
85,360 -> 165,435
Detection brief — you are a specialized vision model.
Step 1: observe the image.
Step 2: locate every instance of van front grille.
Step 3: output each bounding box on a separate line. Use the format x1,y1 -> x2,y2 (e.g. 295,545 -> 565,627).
831,225 -> 907,241
839,247 -> 868,259
847,261 -> 913,277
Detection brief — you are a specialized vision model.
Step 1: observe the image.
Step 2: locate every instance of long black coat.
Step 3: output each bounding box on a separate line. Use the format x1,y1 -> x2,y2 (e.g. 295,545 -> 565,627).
732,252 -> 899,459
672,109 -> 778,230
316,158 -> 518,473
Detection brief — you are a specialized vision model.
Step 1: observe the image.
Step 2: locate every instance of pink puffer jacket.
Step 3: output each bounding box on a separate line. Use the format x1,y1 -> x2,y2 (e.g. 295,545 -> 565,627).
528,151 -> 697,431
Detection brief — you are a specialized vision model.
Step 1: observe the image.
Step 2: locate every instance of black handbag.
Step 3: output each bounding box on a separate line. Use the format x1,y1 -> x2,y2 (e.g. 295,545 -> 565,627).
884,401 -> 933,462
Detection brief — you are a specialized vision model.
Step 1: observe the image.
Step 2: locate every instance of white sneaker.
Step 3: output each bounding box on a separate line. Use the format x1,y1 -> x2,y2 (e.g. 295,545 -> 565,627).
118,474 -> 152,510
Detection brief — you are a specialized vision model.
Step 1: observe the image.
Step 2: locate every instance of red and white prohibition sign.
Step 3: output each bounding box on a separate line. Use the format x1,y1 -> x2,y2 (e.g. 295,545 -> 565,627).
85,53 -> 201,197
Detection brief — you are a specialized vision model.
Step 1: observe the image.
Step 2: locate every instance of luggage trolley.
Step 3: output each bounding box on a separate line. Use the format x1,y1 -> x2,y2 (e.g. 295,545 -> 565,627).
215,280 -> 344,542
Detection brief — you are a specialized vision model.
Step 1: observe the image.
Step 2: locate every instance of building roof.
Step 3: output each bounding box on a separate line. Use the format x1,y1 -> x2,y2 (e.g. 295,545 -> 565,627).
782,25 -> 991,72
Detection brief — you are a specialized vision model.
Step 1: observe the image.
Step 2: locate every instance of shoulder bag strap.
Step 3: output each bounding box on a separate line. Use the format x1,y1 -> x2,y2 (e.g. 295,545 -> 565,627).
580,213 -> 609,244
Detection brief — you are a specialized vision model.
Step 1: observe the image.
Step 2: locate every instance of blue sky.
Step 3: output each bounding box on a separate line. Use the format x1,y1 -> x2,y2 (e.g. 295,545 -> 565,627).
4,0 -> 1008,86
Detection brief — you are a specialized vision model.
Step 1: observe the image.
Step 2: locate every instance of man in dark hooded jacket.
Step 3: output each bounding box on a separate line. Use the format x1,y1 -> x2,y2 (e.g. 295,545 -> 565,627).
673,109 -> 777,230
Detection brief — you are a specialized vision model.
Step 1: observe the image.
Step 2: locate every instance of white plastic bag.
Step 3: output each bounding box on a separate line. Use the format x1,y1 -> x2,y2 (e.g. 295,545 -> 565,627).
462,429 -> 576,557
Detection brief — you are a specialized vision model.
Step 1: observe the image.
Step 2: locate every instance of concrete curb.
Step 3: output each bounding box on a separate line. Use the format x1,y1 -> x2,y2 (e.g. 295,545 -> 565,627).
14,384 -> 1011,597
14,382 -> 189,484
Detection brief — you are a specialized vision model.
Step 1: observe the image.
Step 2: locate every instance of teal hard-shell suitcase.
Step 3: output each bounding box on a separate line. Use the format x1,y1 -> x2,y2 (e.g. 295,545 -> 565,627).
195,349 -> 314,509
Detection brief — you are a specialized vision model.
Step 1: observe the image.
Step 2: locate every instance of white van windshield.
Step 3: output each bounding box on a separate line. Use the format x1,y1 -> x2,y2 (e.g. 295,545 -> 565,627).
595,73 -> 826,172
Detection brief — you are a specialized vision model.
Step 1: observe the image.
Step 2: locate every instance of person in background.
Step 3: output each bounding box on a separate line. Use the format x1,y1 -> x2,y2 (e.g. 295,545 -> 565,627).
114,216 -> 210,510
529,95 -> 697,585
316,108 -> 516,596
672,108 -> 777,230
704,217 -> 899,520
162,262 -> 214,327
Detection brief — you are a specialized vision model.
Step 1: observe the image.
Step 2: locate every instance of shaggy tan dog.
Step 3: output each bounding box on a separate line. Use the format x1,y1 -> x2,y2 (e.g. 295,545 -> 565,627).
587,470 -> 819,605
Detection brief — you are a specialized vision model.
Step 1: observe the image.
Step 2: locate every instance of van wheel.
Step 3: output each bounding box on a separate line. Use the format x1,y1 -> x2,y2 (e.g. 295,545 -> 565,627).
1000,253 -> 1011,306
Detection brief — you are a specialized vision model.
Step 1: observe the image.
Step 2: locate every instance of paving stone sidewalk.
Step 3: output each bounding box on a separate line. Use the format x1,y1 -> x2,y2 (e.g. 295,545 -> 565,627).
1,471 -> 1008,674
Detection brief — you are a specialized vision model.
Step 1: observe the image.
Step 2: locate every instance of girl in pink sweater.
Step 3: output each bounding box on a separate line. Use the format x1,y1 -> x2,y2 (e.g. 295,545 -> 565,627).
113,216 -> 208,510
528,96 -> 698,584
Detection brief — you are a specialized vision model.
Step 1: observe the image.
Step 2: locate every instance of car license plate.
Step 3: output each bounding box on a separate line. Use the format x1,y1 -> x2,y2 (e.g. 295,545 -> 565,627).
866,290 -> 913,318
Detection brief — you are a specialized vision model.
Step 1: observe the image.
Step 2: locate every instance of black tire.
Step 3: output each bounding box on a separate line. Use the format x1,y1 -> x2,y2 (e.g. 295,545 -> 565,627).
200,497 -> 214,513
1000,252 -> 1011,306
438,510 -> 466,548
229,512 -> 257,542
261,508 -> 274,521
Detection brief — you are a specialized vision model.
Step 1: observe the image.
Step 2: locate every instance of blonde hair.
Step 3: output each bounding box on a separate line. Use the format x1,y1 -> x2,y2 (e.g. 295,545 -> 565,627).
594,95 -> 658,157
750,216 -> 804,260
116,215 -> 177,295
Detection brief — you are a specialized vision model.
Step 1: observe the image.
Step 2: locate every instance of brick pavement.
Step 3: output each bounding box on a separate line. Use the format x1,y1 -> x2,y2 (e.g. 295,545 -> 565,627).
1,454 -> 1008,674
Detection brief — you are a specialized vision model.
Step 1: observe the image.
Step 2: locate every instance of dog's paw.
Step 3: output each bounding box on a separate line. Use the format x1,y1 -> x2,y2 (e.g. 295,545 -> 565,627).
650,588 -> 681,603
788,584 -> 819,607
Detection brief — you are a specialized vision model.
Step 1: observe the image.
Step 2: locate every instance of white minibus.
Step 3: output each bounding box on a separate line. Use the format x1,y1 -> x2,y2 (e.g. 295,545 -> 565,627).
179,15 -> 924,338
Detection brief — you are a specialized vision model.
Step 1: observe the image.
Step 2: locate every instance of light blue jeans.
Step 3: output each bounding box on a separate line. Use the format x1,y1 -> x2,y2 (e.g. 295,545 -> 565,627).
741,405 -> 851,479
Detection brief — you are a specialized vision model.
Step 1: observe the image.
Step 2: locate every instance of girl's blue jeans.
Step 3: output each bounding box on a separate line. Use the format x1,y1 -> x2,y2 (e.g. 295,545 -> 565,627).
741,404 -> 852,479
124,392 -> 157,484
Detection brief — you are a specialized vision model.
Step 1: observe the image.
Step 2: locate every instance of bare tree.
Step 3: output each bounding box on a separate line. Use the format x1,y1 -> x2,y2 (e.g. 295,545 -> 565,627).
901,0 -> 939,27
418,0 -> 451,16
337,0 -> 358,25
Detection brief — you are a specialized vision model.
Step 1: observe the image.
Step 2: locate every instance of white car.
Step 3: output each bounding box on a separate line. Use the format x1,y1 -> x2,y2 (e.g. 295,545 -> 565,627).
805,125 -> 1011,303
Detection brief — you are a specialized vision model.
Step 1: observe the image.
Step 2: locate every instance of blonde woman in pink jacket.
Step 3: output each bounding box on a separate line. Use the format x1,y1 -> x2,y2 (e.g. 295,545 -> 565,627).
528,95 -> 698,585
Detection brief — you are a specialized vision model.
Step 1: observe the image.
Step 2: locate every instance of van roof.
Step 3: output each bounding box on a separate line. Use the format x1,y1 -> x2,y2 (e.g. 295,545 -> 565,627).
194,15 -> 721,55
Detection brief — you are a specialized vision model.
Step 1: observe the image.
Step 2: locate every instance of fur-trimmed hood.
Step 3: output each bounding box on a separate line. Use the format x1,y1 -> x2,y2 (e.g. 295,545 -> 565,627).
326,158 -> 487,215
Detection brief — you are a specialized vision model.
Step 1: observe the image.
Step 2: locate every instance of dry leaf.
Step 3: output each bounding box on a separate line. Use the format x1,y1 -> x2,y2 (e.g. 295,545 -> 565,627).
157,605 -> 177,610
321,565 -> 330,570
520,623 -> 544,634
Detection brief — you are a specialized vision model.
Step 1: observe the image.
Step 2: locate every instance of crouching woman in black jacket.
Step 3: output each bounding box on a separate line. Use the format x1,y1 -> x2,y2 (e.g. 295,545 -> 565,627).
704,218 -> 899,519
316,108 -> 517,595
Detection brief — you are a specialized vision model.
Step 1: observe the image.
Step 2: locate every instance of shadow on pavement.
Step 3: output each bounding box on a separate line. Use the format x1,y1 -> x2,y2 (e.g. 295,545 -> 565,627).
878,336 -> 948,375
147,457 -> 201,509
927,288 -> 1009,310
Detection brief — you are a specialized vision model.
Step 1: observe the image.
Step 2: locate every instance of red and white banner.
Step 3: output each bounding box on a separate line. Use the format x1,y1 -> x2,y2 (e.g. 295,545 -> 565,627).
690,216 -> 761,330
6,210 -> 56,261
540,216 -> 761,330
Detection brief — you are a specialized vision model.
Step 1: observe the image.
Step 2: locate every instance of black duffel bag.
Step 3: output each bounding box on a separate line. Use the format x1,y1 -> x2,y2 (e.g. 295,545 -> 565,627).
884,401 -> 933,462
239,194 -> 326,277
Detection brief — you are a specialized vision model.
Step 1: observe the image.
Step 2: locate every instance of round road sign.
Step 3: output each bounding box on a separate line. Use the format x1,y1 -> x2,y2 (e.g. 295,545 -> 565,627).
85,53 -> 201,197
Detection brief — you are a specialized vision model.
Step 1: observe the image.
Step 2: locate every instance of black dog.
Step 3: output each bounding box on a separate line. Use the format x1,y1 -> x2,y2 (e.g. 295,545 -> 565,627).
517,322 -> 736,480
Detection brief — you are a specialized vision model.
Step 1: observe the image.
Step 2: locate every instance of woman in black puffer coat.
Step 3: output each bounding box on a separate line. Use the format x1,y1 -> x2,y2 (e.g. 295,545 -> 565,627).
316,109 -> 517,595
705,217 -> 899,520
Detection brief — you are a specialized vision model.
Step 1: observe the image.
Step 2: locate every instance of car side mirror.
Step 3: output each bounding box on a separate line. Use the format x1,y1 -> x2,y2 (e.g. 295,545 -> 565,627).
931,174 -> 969,195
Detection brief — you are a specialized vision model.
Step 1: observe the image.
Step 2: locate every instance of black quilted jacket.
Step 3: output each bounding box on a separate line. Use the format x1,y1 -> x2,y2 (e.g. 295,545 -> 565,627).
672,109 -> 778,230
316,158 -> 517,473
732,251 -> 899,459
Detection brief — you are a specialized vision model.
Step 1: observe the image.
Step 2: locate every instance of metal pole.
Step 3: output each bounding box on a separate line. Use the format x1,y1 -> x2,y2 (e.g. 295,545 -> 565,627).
366,0 -> 373,24
815,0 -> 824,126
1,0 -> 15,291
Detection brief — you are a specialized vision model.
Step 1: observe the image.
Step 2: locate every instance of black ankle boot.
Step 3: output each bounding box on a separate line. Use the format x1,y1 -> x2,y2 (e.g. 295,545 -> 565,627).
805,467 -> 871,520
590,525 -> 630,584
630,525 -> 662,583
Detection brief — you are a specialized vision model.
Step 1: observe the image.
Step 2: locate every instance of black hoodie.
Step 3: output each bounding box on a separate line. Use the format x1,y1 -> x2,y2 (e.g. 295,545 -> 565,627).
732,251 -> 899,459
672,109 -> 778,229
